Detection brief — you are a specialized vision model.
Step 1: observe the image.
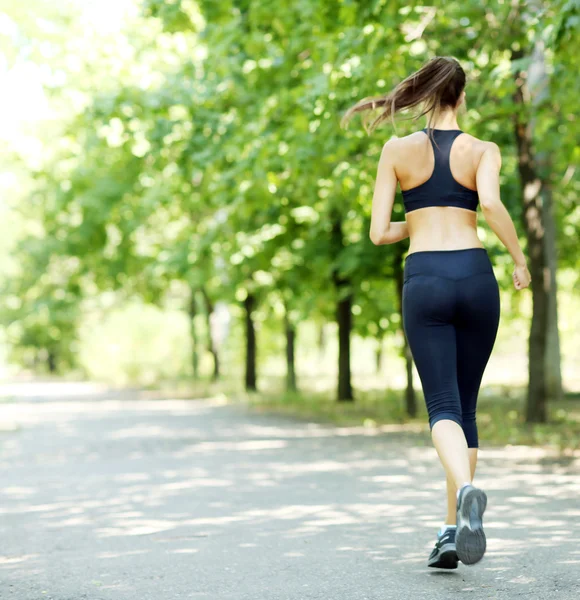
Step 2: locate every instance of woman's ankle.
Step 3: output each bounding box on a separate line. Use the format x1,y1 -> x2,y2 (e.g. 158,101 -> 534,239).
439,522 -> 457,535
456,481 -> 472,500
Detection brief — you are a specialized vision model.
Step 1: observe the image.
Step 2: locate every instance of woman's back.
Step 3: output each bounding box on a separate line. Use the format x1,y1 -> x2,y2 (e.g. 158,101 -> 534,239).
392,129 -> 490,254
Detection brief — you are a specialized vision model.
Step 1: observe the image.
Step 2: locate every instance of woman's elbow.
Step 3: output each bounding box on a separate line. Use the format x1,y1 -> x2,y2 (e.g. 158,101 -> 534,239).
479,195 -> 501,211
369,228 -> 386,245
370,229 -> 391,245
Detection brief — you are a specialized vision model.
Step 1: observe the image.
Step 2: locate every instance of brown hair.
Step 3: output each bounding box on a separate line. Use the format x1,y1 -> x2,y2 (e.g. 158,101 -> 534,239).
340,56 -> 466,137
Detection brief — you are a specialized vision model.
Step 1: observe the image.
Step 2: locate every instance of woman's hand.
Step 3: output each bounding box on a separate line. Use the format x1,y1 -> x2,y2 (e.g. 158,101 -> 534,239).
513,262 -> 531,290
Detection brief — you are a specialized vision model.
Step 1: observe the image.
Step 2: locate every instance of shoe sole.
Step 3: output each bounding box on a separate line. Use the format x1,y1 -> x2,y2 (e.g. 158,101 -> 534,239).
456,487 -> 487,565
428,543 -> 459,569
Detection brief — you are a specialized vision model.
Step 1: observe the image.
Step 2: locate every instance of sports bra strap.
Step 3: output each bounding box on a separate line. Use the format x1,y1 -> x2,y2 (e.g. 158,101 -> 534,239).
422,129 -> 464,177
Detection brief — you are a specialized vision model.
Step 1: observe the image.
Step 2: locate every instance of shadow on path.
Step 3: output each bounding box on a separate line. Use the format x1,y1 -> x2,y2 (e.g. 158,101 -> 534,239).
1,382 -> 579,599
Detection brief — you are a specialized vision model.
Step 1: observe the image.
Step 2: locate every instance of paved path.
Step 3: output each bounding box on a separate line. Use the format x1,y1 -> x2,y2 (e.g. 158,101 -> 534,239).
1,382 -> 579,599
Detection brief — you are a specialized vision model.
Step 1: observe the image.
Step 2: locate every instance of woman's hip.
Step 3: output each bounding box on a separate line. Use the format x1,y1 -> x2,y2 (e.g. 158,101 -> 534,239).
403,247 -> 494,283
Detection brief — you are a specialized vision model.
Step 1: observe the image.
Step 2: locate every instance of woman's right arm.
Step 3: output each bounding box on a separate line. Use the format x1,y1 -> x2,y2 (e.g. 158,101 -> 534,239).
476,142 -> 532,290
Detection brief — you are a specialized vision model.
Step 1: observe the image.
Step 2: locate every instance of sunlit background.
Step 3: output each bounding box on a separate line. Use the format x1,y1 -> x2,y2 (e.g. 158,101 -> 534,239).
0,1 -> 578,442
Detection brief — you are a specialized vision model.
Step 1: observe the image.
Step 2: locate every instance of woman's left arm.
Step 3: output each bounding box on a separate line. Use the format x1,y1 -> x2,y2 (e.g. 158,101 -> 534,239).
369,139 -> 409,245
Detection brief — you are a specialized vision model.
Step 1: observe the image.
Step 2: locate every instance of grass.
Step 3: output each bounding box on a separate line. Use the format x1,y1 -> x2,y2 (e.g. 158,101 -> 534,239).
238,383 -> 580,454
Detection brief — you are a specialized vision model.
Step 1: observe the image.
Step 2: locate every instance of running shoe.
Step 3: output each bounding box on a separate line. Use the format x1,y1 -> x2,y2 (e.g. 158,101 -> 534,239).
455,484 -> 487,565
427,526 -> 458,569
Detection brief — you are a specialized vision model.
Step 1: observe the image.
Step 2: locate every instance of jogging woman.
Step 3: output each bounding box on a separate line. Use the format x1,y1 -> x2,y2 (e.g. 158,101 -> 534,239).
341,56 -> 531,568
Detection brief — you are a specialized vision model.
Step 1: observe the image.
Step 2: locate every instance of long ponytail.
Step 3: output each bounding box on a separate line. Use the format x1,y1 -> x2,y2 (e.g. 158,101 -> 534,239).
340,56 -> 466,136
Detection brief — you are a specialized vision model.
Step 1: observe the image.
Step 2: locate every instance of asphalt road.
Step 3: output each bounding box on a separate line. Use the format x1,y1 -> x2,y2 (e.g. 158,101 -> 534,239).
1,381 -> 579,599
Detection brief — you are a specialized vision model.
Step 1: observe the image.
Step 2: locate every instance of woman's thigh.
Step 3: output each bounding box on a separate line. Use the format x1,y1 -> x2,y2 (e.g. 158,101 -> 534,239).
403,275 -> 462,425
455,272 -> 501,416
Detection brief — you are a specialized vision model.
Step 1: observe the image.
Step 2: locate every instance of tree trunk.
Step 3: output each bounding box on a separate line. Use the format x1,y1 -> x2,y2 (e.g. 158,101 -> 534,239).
394,247 -> 416,418
317,322 -> 326,360
188,289 -> 199,380
375,336 -> 383,374
47,348 -> 57,374
244,292 -> 257,391
283,304 -> 297,393
331,216 -> 353,402
512,51 -> 548,423
201,287 -> 220,381
527,38 -> 563,402
542,167 -> 563,402
335,288 -> 353,402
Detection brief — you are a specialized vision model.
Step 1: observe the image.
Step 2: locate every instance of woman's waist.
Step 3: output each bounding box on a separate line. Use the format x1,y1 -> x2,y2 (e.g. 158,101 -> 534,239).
406,209 -> 479,245
406,221 -> 481,254
407,238 -> 484,254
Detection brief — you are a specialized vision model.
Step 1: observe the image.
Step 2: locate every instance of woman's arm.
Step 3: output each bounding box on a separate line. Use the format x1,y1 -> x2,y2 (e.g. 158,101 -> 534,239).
369,139 -> 409,245
476,142 -> 531,289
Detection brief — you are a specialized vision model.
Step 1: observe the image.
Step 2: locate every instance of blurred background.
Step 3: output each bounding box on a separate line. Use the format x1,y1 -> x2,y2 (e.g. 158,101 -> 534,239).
0,1 -> 578,444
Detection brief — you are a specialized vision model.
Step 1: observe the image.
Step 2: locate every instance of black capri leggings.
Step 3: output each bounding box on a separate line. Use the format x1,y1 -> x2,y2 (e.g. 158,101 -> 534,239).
402,248 -> 500,448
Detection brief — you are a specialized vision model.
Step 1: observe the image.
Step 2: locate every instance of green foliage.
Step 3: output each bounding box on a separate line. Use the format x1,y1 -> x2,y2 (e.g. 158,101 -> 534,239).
0,234 -> 82,373
0,0 -> 578,394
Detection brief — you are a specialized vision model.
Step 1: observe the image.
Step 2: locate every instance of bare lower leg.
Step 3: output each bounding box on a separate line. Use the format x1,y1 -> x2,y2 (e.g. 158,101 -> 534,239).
445,448 -> 478,524
431,419 -> 472,495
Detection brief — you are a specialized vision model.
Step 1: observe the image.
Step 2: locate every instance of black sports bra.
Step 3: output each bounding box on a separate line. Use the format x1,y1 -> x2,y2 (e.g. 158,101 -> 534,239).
401,129 -> 479,213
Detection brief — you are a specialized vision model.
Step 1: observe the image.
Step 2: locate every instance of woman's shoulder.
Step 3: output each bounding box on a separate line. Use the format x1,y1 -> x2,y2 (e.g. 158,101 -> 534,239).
381,131 -> 429,157
457,132 -> 498,149
456,134 -> 501,168
381,130 -> 500,160
384,129 -> 492,148
391,129 -> 498,144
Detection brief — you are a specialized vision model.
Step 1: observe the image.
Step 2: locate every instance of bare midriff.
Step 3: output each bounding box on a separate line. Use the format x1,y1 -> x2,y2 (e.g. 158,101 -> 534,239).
406,206 -> 484,255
